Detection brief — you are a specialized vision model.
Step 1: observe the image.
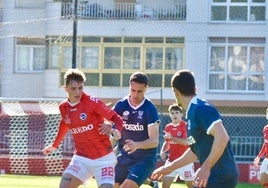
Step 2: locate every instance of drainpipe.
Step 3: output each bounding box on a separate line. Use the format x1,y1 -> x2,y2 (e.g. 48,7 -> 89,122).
72,0 -> 78,68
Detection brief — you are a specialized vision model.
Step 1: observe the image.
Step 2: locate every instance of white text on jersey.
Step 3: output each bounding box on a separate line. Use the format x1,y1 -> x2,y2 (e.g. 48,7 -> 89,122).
70,124 -> 94,134
124,123 -> 144,131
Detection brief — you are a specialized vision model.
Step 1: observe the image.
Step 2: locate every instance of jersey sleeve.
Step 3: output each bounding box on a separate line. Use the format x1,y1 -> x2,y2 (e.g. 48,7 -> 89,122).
195,105 -> 221,134
51,102 -> 69,148
147,102 -> 160,126
52,120 -> 69,148
164,124 -> 171,141
258,126 -> 268,158
110,113 -> 123,132
164,124 -> 169,132
257,143 -> 266,158
90,96 -> 123,131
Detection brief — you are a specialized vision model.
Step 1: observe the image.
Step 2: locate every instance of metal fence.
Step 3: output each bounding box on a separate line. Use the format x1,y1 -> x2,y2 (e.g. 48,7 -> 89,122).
159,113 -> 265,163
61,1 -> 186,20
0,112 -> 265,163
60,115 -> 266,163
0,0 -> 267,165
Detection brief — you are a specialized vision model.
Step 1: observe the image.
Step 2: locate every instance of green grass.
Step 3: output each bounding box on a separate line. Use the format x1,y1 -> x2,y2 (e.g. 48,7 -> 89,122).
0,174 -> 262,188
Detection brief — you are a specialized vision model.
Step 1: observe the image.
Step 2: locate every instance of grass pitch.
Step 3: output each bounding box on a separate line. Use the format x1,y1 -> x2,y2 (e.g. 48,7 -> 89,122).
0,174 -> 262,188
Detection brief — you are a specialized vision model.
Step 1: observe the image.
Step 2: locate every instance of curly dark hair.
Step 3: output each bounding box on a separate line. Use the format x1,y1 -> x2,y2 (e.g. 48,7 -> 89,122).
64,69 -> 86,86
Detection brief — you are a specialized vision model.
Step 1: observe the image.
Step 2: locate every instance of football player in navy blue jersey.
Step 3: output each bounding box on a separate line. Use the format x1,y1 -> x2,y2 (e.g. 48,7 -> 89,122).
113,72 -> 160,188
151,69 -> 239,188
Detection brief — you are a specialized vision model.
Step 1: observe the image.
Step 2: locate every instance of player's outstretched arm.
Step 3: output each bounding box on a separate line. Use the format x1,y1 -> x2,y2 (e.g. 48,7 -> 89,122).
42,145 -> 57,155
151,165 -> 174,181
253,156 -> 260,167
160,140 -> 169,160
151,148 -> 196,180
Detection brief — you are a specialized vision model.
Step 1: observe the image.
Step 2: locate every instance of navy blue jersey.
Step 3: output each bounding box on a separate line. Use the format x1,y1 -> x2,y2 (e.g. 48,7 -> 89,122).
186,97 -> 239,186
113,95 -> 159,160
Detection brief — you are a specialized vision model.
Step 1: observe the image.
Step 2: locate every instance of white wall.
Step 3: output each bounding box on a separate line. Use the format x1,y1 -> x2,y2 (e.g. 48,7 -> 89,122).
1,0 -> 45,97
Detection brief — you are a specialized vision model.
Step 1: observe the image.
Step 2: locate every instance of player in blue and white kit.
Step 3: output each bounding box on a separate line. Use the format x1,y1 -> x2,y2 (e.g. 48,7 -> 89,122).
113,72 -> 160,188
151,69 -> 239,188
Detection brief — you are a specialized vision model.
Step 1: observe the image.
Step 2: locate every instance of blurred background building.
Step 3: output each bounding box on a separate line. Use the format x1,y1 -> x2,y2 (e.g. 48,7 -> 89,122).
0,0 -> 267,108
0,0 -> 267,182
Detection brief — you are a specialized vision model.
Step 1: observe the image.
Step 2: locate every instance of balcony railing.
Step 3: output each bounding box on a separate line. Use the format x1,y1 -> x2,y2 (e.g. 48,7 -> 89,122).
61,2 -> 186,20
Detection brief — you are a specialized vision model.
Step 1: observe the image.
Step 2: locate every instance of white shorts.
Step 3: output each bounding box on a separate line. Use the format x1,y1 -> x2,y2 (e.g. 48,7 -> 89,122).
164,160 -> 194,181
64,152 -> 117,186
260,158 -> 268,174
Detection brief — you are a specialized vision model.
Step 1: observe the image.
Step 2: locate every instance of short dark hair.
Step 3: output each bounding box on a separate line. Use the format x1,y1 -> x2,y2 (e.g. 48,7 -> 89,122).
64,69 -> 86,86
168,103 -> 183,113
129,72 -> 148,86
171,69 -> 196,96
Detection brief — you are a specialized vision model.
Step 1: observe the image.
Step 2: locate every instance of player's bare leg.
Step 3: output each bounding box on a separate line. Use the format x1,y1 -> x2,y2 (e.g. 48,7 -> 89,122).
114,182 -> 120,188
162,176 -> 173,188
117,179 -> 139,188
59,173 -> 83,188
99,183 -> 114,188
260,172 -> 268,188
185,180 -> 194,188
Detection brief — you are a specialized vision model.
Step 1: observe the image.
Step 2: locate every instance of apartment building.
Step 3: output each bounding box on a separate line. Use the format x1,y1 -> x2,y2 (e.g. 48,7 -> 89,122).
0,0 -> 267,109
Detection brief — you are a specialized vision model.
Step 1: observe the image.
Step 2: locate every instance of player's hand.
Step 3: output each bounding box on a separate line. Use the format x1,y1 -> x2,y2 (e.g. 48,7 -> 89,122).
193,167 -> 210,188
253,157 -> 260,167
42,145 -> 57,155
163,131 -> 172,140
123,139 -> 137,154
112,129 -> 121,140
160,152 -> 166,160
99,123 -> 112,135
151,165 -> 173,181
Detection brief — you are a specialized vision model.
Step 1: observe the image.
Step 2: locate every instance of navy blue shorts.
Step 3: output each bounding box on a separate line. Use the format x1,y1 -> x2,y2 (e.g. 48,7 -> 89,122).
115,155 -> 157,186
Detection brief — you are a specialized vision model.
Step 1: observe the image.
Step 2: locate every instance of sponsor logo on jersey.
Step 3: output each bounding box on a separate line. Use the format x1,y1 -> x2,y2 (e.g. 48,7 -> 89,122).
124,123 -> 144,131
70,124 -> 94,134
137,110 -> 144,119
80,113 -> 87,120
122,111 -> 130,121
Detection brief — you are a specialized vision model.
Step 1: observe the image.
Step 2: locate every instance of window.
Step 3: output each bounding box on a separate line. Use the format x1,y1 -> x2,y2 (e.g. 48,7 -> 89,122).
81,47 -> 99,69
16,38 -> 45,72
123,47 -> 140,69
62,46 -> 80,68
146,48 -> 163,69
16,0 -> 45,8
48,36 -> 184,87
208,37 -> 265,92
47,36 -> 60,69
165,48 -> 183,70
51,45 -> 59,69
62,46 -> 72,68
211,0 -> 266,22
104,47 -> 121,69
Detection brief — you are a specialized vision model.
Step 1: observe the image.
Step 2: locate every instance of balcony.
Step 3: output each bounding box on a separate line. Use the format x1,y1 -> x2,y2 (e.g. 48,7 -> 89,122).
61,2 -> 186,20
